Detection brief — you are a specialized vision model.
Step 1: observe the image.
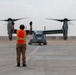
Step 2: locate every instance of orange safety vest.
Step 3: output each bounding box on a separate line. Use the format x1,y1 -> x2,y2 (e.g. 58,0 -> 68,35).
16,30 -> 26,44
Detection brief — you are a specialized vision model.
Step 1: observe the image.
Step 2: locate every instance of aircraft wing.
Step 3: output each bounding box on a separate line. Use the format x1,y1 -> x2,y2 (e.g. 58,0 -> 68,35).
13,29 -> 34,34
0,20 -> 8,21
46,18 -> 63,22
25,29 -> 63,35
43,29 -> 63,34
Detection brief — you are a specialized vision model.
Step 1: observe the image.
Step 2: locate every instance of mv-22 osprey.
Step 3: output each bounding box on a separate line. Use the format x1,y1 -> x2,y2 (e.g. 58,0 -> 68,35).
28,18 -> 76,45
0,18 -> 75,45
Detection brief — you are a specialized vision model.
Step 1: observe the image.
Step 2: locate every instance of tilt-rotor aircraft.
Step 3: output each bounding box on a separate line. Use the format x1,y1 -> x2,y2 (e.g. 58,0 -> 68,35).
46,18 -> 76,40
0,17 -> 27,40
28,18 -> 76,45
28,29 -> 63,45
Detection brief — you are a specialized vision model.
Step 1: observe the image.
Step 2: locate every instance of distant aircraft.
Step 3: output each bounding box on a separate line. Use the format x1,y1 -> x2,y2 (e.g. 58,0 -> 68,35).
46,18 -> 76,40
28,29 -> 63,45
0,17 -> 28,40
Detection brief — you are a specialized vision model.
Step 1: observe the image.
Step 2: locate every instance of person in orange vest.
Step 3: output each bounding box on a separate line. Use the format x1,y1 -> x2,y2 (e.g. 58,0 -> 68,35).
13,21 -> 32,67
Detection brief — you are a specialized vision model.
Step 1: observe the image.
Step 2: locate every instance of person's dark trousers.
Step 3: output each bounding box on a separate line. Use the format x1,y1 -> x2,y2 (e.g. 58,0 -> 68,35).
16,43 -> 26,66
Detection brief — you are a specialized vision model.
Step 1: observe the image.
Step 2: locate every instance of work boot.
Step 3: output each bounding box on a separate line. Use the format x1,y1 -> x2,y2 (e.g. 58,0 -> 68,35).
17,63 -> 20,67
23,64 -> 27,67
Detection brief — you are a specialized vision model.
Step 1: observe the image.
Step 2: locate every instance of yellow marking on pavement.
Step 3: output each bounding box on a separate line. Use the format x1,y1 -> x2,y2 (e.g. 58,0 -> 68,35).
26,46 -> 40,61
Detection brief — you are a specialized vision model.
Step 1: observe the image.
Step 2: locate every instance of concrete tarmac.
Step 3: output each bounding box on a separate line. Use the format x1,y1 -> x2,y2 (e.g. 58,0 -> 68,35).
0,38 -> 76,75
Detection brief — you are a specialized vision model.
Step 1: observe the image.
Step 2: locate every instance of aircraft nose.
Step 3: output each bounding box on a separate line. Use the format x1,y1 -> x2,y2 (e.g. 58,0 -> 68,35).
37,38 -> 43,42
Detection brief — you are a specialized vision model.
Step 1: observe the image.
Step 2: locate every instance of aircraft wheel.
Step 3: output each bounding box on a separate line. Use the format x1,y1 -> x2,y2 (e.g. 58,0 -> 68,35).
39,43 -> 41,45
9,37 -> 12,40
64,37 -> 67,40
63,30 -> 67,40
28,42 -> 32,45
44,43 -> 47,45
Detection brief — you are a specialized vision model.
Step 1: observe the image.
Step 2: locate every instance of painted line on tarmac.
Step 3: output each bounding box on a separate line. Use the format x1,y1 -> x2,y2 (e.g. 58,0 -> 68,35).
0,46 -> 40,71
26,46 -> 40,61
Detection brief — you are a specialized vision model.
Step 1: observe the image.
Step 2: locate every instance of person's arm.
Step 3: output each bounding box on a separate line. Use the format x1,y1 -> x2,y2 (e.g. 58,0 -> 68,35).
13,29 -> 17,34
29,21 -> 32,33
26,21 -> 32,34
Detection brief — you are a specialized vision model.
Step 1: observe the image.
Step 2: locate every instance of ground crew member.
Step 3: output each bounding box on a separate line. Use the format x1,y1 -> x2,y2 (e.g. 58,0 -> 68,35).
13,21 -> 32,67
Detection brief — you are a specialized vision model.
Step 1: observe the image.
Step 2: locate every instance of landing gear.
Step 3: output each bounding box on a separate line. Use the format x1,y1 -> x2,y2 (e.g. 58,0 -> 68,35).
28,42 -> 32,45
8,31 -> 13,40
44,43 -> 47,45
38,43 -> 41,45
8,34 -> 12,40
63,30 -> 67,40
38,42 -> 47,45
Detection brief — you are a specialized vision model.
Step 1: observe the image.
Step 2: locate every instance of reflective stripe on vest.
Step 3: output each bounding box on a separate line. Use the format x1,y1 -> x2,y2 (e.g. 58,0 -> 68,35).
16,30 -> 26,44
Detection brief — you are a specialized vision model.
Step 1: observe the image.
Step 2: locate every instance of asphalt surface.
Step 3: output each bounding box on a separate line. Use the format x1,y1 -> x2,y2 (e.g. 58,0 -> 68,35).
0,38 -> 76,75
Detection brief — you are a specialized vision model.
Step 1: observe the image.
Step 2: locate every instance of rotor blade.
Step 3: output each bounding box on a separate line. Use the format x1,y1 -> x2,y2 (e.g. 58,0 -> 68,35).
12,17 -> 29,21
0,20 -> 8,21
68,19 -> 76,21
0,18 -> 13,21
46,18 -> 63,22
0,17 -> 29,22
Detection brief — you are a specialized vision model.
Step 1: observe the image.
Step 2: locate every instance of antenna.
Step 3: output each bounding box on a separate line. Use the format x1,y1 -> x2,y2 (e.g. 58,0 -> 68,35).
44,26 -> 46,38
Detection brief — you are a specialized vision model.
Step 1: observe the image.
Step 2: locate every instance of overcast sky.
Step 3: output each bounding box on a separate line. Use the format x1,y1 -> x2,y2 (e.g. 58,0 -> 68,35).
0,0 -> 76,36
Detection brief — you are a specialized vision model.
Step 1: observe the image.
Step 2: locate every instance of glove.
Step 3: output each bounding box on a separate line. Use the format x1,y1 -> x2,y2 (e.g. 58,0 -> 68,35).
29,21 -> 32,26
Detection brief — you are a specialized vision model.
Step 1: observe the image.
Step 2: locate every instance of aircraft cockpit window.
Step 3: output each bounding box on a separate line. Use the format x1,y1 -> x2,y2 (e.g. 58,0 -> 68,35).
36,35 -> 43,37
